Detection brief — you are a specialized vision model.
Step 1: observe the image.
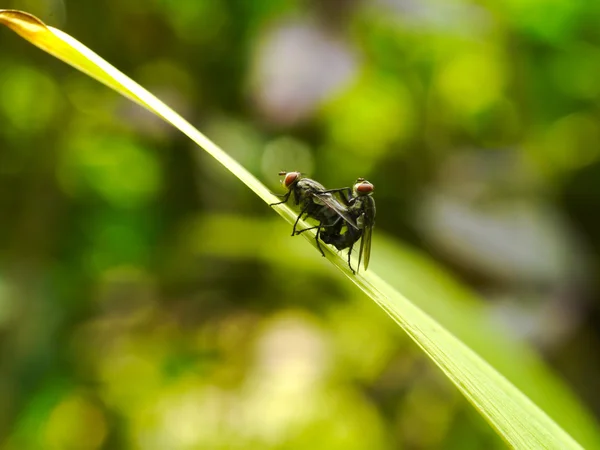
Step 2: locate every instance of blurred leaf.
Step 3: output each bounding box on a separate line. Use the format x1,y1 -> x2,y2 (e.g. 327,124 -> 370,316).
1,9 -> 598,449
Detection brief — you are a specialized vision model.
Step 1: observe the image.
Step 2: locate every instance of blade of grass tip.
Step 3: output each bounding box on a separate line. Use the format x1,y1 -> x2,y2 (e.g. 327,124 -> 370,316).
0,9 -> 594,449
0,10 -> 272,203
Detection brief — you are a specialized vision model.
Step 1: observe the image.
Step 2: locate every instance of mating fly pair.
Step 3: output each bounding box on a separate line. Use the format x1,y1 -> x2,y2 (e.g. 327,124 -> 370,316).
270,171 -> 375,274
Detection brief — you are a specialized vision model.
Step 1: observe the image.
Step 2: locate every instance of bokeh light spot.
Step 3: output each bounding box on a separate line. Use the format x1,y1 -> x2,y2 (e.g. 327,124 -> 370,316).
58,134 -> 162,208
43,394 -> 107,450
261,137 -> 315,185
0,65 -> 61,132
323,73 -> 414,159
436,48 -> 505,116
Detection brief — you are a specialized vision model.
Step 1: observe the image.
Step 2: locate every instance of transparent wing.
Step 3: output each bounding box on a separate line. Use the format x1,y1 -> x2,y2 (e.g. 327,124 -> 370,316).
312,192 -> 359,230
360,219 -> 372,271
322,187 -> 353,205
361,196 -> 376,271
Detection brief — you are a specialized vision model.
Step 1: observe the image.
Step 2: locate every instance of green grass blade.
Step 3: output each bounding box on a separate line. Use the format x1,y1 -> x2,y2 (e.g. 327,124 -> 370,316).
1,9 -> 598,449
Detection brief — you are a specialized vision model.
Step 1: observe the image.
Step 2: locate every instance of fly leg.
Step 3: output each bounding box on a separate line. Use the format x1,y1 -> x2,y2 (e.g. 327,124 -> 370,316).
293,219 -> 338,235
292,223 -> 327,256
347,243 -> 356,275
269,191 -> 291,207
297,218 -> 343,257
291,203 -> 311,236
314,223 -> 326,257
294,223 -> 328,256
294,225 -> 320,234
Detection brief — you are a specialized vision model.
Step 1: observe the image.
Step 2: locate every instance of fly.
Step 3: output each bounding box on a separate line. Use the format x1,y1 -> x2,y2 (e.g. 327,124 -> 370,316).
320,178 -> 376,274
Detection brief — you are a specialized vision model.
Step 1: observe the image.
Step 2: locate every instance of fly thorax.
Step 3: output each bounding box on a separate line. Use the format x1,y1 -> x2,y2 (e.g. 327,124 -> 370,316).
356,214 -> 365,229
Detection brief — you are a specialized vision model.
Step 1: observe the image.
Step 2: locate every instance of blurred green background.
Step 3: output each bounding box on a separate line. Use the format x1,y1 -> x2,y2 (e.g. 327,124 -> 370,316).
2,0 -> 600,448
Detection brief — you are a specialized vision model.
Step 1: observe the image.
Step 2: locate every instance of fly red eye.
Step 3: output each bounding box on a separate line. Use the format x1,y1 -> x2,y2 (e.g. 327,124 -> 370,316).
355,180 -> 374,194
284,172 -> 300,188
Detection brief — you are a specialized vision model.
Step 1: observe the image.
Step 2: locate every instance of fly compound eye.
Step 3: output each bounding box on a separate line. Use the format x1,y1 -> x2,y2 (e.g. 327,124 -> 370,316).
355,180 -> 374,194
283,171 -> 300,188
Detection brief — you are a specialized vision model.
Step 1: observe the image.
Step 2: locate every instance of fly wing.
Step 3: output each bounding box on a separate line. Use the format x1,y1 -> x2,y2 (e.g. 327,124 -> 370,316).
360,220 -> 372,271
359,196 -> 375,271
312,191 -> 359,230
